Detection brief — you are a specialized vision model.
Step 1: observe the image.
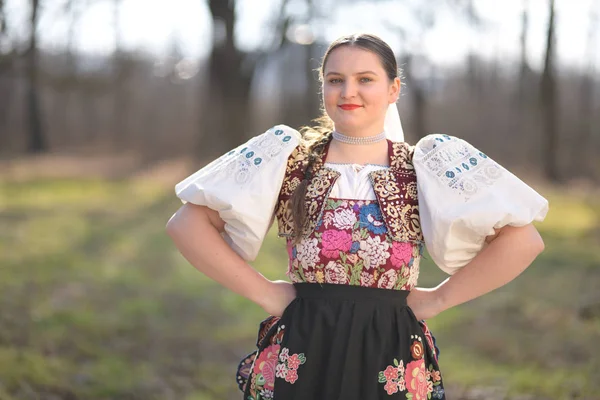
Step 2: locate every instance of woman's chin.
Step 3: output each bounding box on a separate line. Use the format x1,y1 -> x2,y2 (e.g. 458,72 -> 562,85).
333,121 -> 367,134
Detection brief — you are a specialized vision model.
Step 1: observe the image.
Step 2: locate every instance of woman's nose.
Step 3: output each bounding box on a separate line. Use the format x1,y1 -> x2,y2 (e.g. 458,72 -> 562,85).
341,82 -> 357,98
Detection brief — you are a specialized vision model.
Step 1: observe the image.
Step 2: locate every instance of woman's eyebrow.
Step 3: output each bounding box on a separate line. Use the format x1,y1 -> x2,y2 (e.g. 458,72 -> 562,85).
325,70 -> 378,77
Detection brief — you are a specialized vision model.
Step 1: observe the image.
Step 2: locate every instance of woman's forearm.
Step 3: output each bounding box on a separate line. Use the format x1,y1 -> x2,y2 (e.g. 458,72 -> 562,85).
166,204 -> 272,307
435,224 -> 545,311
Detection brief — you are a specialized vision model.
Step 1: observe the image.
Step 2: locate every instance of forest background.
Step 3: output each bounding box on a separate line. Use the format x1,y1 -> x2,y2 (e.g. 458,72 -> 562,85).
1,0 -> 599,399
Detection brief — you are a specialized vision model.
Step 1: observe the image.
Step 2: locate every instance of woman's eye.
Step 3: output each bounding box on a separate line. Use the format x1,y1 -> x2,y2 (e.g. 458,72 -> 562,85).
360,77 -> 373,83
329,78 -> 342,84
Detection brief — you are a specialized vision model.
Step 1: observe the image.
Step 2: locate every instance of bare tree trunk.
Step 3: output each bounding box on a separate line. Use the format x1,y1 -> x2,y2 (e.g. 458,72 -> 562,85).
53,0 -> 78,147
512,0 -> 532,161
402,54 -> 427,140
517,0 -> 533,110
579,2 -> 598,180
519,0 -> 531,94
113,0 -> 128,146
26,0 -> 46,153
202,0 -> 253,155
540,0 -> 559,181
0,0 -> 15,150
305,0 -> 320,122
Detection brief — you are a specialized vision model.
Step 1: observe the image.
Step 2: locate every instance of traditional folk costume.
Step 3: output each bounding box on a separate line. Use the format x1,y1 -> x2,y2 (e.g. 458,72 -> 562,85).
175,114 -> 548,399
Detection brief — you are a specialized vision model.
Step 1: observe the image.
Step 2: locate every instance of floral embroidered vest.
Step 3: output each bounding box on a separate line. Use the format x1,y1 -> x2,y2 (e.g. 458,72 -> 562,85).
274,138 -> 425,291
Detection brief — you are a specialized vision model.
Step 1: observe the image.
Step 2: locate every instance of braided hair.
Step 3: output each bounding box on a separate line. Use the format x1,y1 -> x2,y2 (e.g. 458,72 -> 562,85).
290,124 -> 333,243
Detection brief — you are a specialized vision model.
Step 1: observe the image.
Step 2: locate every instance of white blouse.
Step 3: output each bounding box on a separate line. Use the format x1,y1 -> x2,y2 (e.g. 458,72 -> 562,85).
175,125 -> 549,275
324,163 -> 388,200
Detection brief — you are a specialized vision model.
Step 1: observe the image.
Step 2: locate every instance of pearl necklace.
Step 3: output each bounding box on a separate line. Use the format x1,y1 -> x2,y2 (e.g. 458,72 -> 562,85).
332,130 -> 387,145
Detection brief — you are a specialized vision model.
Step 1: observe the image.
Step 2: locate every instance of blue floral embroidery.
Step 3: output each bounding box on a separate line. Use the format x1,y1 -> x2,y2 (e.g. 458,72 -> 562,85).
254,158 -> 262,165
445,171 -> 455,178
350,242 -> 360,253
432,385 -> 445,399
359,204 -> 387,235
283,136 -> 292,142
469,157 -> 478,166
275,129 -> 284,136
246,151 -> 255,158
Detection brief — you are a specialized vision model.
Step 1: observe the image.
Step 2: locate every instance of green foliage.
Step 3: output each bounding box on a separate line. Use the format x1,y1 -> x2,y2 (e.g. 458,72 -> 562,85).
0,178 -> 599,399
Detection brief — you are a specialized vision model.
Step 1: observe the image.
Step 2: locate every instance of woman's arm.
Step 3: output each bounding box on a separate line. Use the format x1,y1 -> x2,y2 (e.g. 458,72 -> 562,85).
409,224 -> 545,319
436,224 -> 544,310
166,203 -> 296,315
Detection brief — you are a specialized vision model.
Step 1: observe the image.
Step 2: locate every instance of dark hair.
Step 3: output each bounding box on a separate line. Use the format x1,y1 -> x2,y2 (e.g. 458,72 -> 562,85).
290,33 -> 400,242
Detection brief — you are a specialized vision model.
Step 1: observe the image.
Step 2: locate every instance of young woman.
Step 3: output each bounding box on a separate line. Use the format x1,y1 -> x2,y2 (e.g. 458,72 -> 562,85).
167,33 -> 548,400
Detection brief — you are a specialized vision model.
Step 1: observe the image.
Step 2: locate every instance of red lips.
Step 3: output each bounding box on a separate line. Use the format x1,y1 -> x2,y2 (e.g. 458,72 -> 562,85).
339,104 -> 362,110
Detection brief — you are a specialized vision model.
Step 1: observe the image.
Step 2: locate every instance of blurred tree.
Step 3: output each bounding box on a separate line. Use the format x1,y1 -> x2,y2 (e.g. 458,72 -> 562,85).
112,0 -> 129,145
401,53 -> 427,139
578,1 -> 599,179
279,0 -> 322,128
203,0 -> 253,151
510,0 -> 535,153
25,0 -> 46,153
381,0 -> 482,139
519,0 -> 532,93
54,0 -> 80,145
540,0 -> 559,181
0,0 -> 15,148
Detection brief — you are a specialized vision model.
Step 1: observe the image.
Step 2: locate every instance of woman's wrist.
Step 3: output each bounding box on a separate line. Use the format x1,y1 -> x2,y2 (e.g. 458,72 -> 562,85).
432,278 -> 451,314
242,275 -> 274,309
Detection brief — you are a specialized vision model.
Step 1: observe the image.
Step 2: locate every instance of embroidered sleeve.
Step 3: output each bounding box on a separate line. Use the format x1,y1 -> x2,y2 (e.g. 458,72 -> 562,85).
175,125 -> 302,261
413,134 -> 549,275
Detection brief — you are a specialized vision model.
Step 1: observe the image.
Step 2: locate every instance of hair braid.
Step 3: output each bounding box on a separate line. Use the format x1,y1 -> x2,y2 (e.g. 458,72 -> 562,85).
290,131 -> 332,243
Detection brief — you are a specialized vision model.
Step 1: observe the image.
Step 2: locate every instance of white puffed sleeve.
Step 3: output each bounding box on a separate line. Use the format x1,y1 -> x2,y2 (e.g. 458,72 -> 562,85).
175,125 -> 301,261
413,134 -> 549,275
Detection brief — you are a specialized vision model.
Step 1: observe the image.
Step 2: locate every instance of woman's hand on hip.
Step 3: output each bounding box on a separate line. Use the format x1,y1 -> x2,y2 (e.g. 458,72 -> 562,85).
407,287 -> 445,321
259,280 -> 297,317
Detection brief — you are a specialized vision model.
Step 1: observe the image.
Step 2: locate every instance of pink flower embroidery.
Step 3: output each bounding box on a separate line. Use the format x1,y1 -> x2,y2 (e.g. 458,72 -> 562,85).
378,359 -> 406,396
384,365 -> 398,381
384,380 -> 399,395
321,230 -> 352,258
405,359 -> 431,400
390,242 -> 413,268
285,368 -> 299,384
253,344 -> 280,390
275,348 -> 306,386
287,354 -> 301,370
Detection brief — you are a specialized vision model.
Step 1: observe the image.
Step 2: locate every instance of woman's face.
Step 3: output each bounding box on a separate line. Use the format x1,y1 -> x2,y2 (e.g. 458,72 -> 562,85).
322,46 -> 400,136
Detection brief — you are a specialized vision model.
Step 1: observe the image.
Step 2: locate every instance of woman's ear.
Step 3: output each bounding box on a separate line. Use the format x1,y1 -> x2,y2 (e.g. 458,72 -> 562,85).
389,77 -> 401,103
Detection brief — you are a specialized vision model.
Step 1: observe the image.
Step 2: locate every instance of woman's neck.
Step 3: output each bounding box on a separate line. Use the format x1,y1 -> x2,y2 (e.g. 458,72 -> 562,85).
325,139 -> 389,166
333,123 -> 385,138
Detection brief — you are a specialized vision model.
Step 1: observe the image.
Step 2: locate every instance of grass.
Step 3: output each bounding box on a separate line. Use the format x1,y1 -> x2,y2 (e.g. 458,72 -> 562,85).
0,176 -> 599,399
